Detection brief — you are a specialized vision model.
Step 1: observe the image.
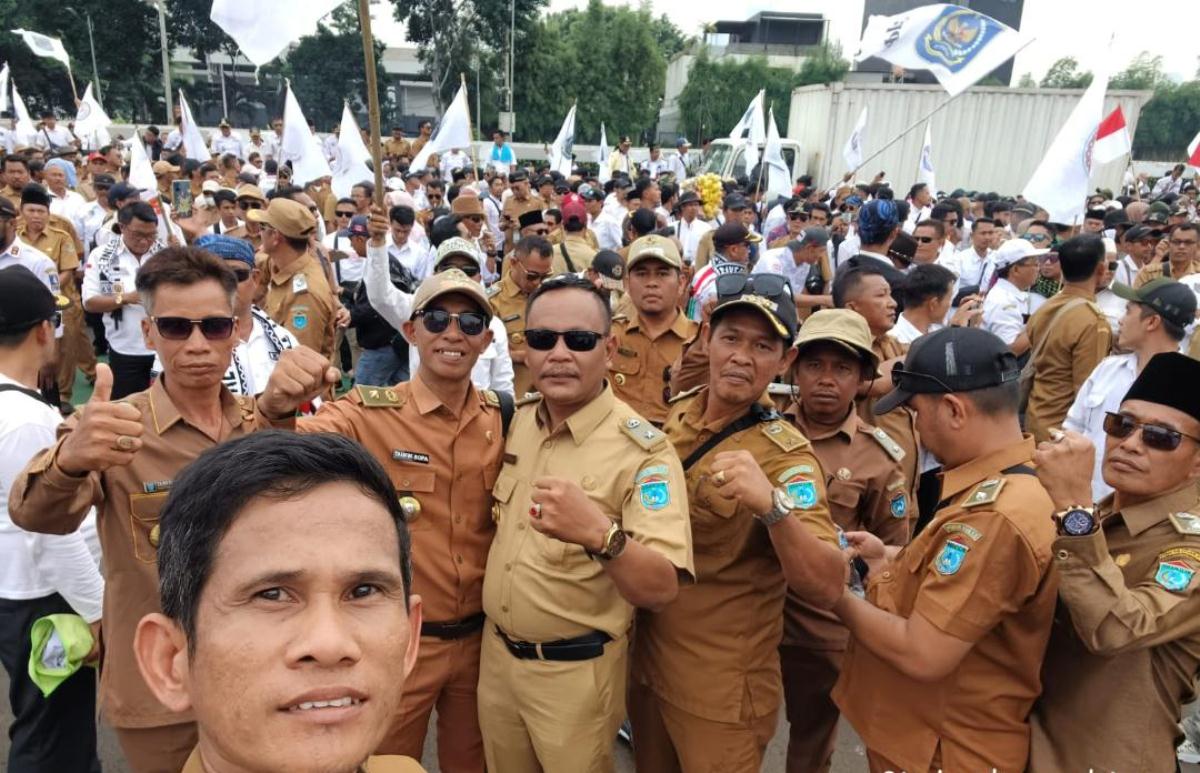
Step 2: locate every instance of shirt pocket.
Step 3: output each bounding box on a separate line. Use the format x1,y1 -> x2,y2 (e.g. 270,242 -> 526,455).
610,348 -> 642,380
826,479 -> 862,522
391,469 -> 437,531
491,469 -> 518,525
128,492 -> 169,564
689,475 -> 740,558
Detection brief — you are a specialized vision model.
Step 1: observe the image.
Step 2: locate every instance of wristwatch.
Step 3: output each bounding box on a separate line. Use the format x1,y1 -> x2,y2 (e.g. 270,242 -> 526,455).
756,487 -> 795,528
1054,505 -> 1098,537
114,292 -> 124,306
589,521 -> 628,561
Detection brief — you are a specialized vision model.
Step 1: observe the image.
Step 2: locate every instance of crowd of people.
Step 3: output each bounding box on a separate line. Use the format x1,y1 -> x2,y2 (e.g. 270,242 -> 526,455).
2,107 -> 1200,773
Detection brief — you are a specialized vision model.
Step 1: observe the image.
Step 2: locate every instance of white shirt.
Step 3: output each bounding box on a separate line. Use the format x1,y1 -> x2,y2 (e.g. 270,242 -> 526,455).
1095,287 -> 1126,336
409,315 -> 514,394
0,373 -> 104,619
1152,175 -> 1183,197
903,204 -> 932,234
324,233 -> 367,285
34,124 -> 74,151
675,217 -> 712,264
835,230 -> 861,269
1113,254 -> 1141,289
82,238 -> 161,356
262,131 -> 282,161
644,157 -> 669,179
1063,353 -> 1140,501
164,128 -> 183,151
440,150 -> 469,182
211,133 -> 245,159
76,201 -> 110,252
981,278 -> 1031,346
388,238 -> 431,283
761,204 -> 786,241
666,151 -> 689,181
942,246 -> 994,293
593,209 -> 625,252
49,188 -> 87,237
482,193 -> 504,244
891,313 -> 940,345
752,246 -> 811,296
364,242 -> 414,333
0,239 -> 63,338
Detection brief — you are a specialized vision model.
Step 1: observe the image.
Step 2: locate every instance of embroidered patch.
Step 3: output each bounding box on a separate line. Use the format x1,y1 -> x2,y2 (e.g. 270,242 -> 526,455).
935,538 -> 969,575
942,522 -> 983,541
1155,560 -> 1195,593
292,309 -> 309,330
392,450 -> 430,464
292,273 -> 308,293
1159,547 -> 1200,564
636,464 -> 669,483
786,479 -> 818,510
639,480 -> 671,511
890,492 -> 907,518
142,479 -> 173,494
776,464 -> 815,483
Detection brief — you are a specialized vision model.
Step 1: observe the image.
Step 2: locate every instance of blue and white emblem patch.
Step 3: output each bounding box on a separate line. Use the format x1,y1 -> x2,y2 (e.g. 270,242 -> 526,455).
292,309 -> 309,330
786,480 -> 817,510
890,492 -> 907,518
639,480 -> 670,511
935,538 -> 969,575
1155,560 -> 1195,593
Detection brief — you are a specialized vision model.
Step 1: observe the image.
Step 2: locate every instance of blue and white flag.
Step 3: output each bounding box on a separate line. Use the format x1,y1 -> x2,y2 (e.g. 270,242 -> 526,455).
855,4 -> 1029,97
548,104 -> 576,176
918,121 -> 936,192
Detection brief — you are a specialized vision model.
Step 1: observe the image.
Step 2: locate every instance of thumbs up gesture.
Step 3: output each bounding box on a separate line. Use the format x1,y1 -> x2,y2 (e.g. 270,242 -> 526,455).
56,364 -> 146,476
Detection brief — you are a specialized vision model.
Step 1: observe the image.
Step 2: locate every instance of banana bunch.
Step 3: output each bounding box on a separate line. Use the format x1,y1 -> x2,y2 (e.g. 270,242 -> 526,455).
694,173 -> 724,221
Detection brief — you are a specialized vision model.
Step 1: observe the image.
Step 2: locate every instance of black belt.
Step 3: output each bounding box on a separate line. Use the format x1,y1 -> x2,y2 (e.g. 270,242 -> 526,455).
495,628 -> 612,661
421,612 -> 486,640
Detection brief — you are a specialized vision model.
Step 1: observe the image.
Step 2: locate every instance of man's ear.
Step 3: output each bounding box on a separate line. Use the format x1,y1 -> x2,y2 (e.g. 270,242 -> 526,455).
133,613 -> 194,714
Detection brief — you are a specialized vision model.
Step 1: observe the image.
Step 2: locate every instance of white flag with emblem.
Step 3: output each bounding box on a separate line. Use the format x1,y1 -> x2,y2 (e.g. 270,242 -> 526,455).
125,132 -> 157,194
10,29 -> 71,70
918,121 -> 936,192
410,82 -> 472,170
331,102 -> 373,198
178,90 -> 211,163
729,90 -> 765,172
762,106 -> 791,202
0,63 -> 9,114
281,84 -> 332,187
548,104 -> 576,176
597,123 -> 611,184
73,83 -> 112,139
843,106 -> 869,172
210,0 -> 343,67
10,79 -> 36,147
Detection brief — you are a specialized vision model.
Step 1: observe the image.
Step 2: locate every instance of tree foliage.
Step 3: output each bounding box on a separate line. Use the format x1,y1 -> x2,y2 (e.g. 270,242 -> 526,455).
282,24 -> 389,131
1039,56 -> 1092,89
1132,80 -> 1200,160
1016,72 -> 1037,88
1111,52 -> 1169,91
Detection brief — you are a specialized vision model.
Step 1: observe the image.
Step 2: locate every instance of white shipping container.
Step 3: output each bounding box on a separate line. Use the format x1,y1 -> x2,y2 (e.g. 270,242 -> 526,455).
786,82 -> 1153,196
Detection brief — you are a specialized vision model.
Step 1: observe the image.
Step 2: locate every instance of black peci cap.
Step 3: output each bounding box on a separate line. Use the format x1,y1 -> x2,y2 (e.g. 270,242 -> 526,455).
0,265 -> 67,333
874,327 -> 1020,414
1122,352 -> 1200,424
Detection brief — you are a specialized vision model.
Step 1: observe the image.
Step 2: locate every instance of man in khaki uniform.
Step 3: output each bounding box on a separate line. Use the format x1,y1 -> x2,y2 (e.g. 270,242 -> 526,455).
227,184 -> 266,253
487,235 -> 553,398
1031,351 -> 1200,771
631,274 -> 844,772
250,197 -> 338,362
554,194 -> 597,274
478,275 -> 693,773
499,169 -> 543,250
384,126 -> 412,160
1133,221 -> 1200,287
774,310 -> 910,773
9,247 -> 334,773
832,327 -> 1058,773
1026,234 -> 1113,443
610,235 -> 696,425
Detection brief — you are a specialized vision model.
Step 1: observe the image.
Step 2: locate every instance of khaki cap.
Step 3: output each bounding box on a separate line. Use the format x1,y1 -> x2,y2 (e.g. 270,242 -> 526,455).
627,234 -> 681,271
450,193 -> 485,217
793,309 -> 881,377
246,197 -> 316,239
235,183 -> 266,203
151,160 -> 180,174
411,269 -> 491,320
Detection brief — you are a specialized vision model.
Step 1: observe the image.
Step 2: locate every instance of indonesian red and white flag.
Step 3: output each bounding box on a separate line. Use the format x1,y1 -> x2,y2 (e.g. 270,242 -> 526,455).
1093,106 -> 1130,164
1188,130 -> 1200,168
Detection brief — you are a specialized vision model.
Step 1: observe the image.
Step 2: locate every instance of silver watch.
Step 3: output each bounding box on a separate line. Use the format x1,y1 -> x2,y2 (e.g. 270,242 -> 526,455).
756,487 -> 794,527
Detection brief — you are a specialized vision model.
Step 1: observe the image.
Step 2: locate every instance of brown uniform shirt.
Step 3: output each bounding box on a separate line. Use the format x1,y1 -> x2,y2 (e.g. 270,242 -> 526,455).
410,136 -> 430,158
289,378 -> 504,623
782,400 -> 910,649
17,224 -> 79,274
633,388 -> 839,723
482,386 -> 693,642
553,233 -> 597,275
833,437 -> 1058,773
859,334 -> 920,507
182,748 -> 425,773
1133,257 -> 1200,288
225,224 -> 263,253
487,275 -> 534,397
1031,484 -> 1200,772
384,137 -> 412,159
610,311 -> 697,425
1025,285 -> 1112,443
8,381 -> 260,728
693,229 -> 715,270
263,252 -> 337,361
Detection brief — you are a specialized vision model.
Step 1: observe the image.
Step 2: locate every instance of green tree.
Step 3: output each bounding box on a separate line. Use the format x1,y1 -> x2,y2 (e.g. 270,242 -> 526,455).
1132,80 -> 1200,160
1017,72 -> 1037,88
282,24 -> 390,131
1111,52 -> 1169,91
1040,56 -> 1092,89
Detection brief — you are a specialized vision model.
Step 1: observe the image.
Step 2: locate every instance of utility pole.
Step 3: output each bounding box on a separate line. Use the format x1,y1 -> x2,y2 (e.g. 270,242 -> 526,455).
149,0 -> 173,123
86,12 -> 102,108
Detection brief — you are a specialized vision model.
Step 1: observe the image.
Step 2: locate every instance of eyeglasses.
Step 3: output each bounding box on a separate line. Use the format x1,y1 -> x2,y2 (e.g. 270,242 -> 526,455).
438,262 -> 480,277
715,272 -> 792,300
427,195 -> 443,202
1039,253 -> 1059,263
231,267 -> 252,282
414,308 -> 488,336
238,200 -> 263,210
1103,411 -> 1200,451
152,316 -> 236,340
1022,233 -> 1052,244
787,212 -> 809,221
523,269 -> 552,283
914,236 -> 936,244
335,210 -> 355,218
525,328 -> 604,352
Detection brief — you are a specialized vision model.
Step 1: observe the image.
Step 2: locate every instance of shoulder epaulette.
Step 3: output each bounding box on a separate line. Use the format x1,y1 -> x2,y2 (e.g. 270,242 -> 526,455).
962,478 -> 1005,508
612,313 -> 630,324
667,384 -> 704,404
761,419 -> 808,452
483,389 -> 500,408
767,383 -> 798,397
869,426 -> 906,463
618,416 -> 666,451
355,384 -> 406,408
487,283 -> 503,297
515,392 -> 542,407
1168,512 -> 1200,537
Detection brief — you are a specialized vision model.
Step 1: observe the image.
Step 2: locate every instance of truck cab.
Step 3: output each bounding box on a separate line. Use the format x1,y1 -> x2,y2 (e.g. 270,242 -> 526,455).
697,138 -> 805,182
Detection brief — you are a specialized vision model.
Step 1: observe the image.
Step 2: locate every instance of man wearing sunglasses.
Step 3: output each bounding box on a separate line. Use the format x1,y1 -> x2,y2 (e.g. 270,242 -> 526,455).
630,271 -> 841,772
1114,223 -> 1161,287
687,221 -> 761,322
11,246 -> 337,773
1134,221 -> 1200,288
450,191 -> 499,280
224,184 -> 267,254
1031,352 -> 1200,772
488,236 -> 555,397
479,275 -> 692,773
833,326 -> 1057,773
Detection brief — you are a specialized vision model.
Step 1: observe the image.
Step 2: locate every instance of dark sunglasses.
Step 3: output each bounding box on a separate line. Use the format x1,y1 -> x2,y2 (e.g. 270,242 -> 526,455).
231,267 -> 252,282
238,200 -> 263,210
1103,412 -> 1200,451
525,328 -> 604,352
335,210 -> 355,218
1023,233 -> 1052,244
464,215 -> 484,223
152,316 -> 236,341
914,235 -> 936,244
889,366 -> 954,394
715,272 -> 792,301
523,269 -> 551,283
438,262 -> 480,277
427,194 -> 443,202
787,212 -> 809,221
530,227 -> 551,236
415,308 -> 488,336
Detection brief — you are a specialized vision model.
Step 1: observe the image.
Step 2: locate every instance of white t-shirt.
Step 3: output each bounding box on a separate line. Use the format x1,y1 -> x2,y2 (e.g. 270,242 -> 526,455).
981,278 -> 1031,346
34,124 -> 74,151
1062,353 -> 1139,501
675,217 -> 712,264
0,239 -> 63,338
82,238 -> 162,356
752,245 -> 811,296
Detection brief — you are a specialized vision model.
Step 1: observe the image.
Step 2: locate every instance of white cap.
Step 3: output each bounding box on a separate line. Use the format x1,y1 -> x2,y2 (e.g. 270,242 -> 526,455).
992,238 -> 1049,270
385,176 -> 404,191
434,237 -> 482,269
201,180 -> 222,194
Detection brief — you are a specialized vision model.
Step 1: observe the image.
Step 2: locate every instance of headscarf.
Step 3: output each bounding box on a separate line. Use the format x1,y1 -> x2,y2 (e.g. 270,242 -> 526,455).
46,158 -> 78,190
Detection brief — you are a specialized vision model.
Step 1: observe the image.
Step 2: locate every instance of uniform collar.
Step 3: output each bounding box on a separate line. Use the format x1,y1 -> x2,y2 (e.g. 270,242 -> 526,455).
1116,482 -> 1200,537
149,376 -> 244,435
536,383 -> 615,444
939,436 -> 1037,501
626,309 -> 692,339
785,402 -> 857,443
682,386 -> 775,434
269,251 -> 313,285
499,275 -> 524,299
1059,283 -> 1095,301
408,372 -> 480,420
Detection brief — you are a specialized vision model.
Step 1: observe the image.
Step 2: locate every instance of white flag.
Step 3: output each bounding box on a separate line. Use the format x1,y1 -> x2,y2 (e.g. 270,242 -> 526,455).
597,123 -> 611,184
10,29 -> 71,70
843,106 -> 869,172
729,90 -> 765,172
281,84 -> 332,187
762,107 -> 791,203
210,0 -> 343,67
10,80 -> 36,147
73,83 -> 111,137
411,83 -> 472,169
548,105 -> 576,176
331,103 -> 373,198
918,121 -> 936,193
1022,64 -> 1109,225
0,63 -> 9,114
125,133 -> 157,194
856,5 -> 1028,97
178,90 -> 211,163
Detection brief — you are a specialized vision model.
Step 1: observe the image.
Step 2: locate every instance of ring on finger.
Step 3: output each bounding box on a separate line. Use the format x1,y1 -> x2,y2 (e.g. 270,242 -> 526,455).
712,470 -> 727,485
114,435 -> 136,452
1049,428 -> 1065,443
530,503 -> 542,519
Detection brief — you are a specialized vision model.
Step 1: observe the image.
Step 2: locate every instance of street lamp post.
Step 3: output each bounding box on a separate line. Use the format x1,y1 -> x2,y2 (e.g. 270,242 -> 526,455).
147,0 -> 173,123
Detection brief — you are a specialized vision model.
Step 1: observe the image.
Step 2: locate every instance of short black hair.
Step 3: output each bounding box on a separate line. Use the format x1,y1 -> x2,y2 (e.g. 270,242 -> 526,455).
971,217 -> 996,232
832,264 -> 892,308
157,431 -> 413,647
1058,233 -> 1105,282
914,219 -> 945,239
1175,222 -> 1200,240
135,245 -> 238,316
3,155 -> 29,170
118,201 -> 159,227
212,189 -> 237,206
425,179 -> 445,193
901,263 -> 956,308
525,274 -> 612,332
389,205 -> 415,226
959,381 -> 1021,417
515,235 -> 552,260
908,183 -> 928,200
352,180 -> 375,197
630,208 -> 657,238
930,202 -> 960,225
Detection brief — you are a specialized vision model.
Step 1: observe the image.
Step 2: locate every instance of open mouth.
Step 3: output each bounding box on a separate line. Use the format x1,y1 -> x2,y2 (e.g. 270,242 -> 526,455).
286,696 -> 362,712
435,348 -> 465,360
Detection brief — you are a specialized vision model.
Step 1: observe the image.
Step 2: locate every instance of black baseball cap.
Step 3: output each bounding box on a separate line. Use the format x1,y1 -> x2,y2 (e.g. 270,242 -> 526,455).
0,195 -> 16,218
723,193 -> 750,211
713,222 -> 761,249
1124,224 -> 1162,242
1112,279 -> 1197,330
107,181 -> 143,208
874,327 -> 1020,414
0,265 -> 68,334
711,272 -> 798,344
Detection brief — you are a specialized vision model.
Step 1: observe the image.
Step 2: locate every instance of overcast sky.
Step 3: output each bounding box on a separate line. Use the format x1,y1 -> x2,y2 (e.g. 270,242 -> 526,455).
371,0 -> 1200,82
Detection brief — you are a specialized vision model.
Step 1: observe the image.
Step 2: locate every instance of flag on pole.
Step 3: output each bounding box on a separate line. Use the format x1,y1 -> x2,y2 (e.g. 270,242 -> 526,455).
843,106 -> 869,172
855,5 -> 1028,97
1093,106 -> 1131,164
331,103 -> 373,198
10,29 -> 72,70
918,121 -> 936,192
210,0 -> 343,67
177,90 -> 211,163
1022,63 -> 1110,224
73,83 -> 111,137
410,83 -> 472,169
597,123 -> 612,184
0,63 -> 9,114
547,104 -> 577,176
1186,130 -> 1200,169
10,79 -> 36,147
729,90 -> 765,172
281,84 -> 332,187
762,107 -> 791,203
125,133 -> 157,194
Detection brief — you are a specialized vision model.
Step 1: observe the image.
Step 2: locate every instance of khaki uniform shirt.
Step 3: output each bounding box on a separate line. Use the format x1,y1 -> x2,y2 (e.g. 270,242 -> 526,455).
859,334 -> 920,507
288,378 -> 504,623
782,402 -> 910,649
183,748 -> 425,773
482,386 -> 693,642
410,136 -> 430,158
692,230 -> 716,270
554,233 -> 597,276
487,275 -> 534,397
263,252 -> 337,361
833,437 -> 1058,773
610,311 -> 697,425
500,193 -> 544,250
1025,285 -> 1112,443
633,388 -> 838,723
385,138 -> 412,159
17,224 -> 79,274
225,224 -> 263,253
1031,484 -> 1200,772
8,380 -> 260,728
1133,258 -> 1200,288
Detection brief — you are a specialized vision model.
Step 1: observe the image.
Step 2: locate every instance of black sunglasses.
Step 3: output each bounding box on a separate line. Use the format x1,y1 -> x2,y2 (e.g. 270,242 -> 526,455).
238,200 -> 263,210
335,210 -> 355,218
523,269 -> 551,283
525,328 -> 604,352
1103,412 -> 1200,452
438,262 -> 480,277
153,316 -> 236,341
889,366 -> 954,394
231,267 -> 252,282
715,272 -> 792,301
415,308 -> 488,336
787,212 -> 809,221
914,236 -> 936,244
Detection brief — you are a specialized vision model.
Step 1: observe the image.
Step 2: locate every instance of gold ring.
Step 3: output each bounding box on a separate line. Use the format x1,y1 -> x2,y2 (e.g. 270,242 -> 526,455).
114,435 -> 136,451
712,470 -> 727,485
1049,429 -> 1065,443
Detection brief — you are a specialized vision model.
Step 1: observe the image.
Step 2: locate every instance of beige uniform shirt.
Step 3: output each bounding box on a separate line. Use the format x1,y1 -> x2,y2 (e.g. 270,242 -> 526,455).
610,311 -> 697,425
482,386 -> 693,642
553,233 -> 597,276
263,252 -> 337,361
487,276 -> 533,397
17,224 -> 79,274
1133,258 -> 1200,288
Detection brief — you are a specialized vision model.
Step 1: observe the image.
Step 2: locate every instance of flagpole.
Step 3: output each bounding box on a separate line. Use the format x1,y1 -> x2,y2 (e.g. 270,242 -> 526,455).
462,72 -> 481,181
357,0 -> 385,209
65,62 -> 79,103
